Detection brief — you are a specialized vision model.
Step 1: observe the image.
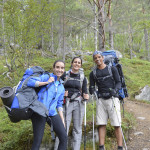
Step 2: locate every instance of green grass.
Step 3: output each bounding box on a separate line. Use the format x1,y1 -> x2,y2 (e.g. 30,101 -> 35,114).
120,58 -> 150,99
0,107 -> 32,150
0,54 -> 148,149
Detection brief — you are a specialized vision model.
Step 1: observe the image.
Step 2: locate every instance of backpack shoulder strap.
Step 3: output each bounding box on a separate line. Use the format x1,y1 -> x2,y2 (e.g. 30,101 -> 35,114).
92,66 -> 97,81
108,65 -> 114,81
79,68 -> 85,88
63,70 -> 71,85
64,69 -> 85,88
108,66 -> 112,76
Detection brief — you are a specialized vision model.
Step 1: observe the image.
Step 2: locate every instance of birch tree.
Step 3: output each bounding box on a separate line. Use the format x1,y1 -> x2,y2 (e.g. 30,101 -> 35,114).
108,0 -> 114,49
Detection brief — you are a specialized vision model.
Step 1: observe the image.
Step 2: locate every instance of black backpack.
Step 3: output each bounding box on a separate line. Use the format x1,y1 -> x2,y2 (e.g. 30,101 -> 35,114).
93,50 -> 128,100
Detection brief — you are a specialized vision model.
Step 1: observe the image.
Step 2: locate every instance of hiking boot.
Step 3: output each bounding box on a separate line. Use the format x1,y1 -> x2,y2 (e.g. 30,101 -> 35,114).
118,146 -> 123,150
99,145 -> 105,150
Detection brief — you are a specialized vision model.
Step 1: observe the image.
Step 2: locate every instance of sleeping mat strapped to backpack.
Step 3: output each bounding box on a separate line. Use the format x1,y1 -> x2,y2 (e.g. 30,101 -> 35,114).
0,66 -> 48,123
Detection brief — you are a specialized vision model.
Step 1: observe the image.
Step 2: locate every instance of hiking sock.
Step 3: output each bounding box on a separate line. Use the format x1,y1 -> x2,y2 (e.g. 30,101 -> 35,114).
118,146 -> 123,150
99,145 -> 104,150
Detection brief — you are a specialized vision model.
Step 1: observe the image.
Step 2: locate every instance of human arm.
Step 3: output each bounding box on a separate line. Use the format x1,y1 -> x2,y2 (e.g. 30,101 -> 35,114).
109,67 -> 121,96
112,66 -> 121,91
27,74 -> 54,87
57,89 -> 66,127
37,77 -> 54,87
56,85 -> 67,126
82,77 -> 89,100
89,71 -> 96,95
58,110 -> 65,127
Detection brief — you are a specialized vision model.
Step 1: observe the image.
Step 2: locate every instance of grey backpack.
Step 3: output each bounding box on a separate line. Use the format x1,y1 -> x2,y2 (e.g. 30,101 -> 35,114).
64,68 -> 85,88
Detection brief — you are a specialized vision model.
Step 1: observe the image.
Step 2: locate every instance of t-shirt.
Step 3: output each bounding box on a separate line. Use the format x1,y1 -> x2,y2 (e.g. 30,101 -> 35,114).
89,66 -> 121,94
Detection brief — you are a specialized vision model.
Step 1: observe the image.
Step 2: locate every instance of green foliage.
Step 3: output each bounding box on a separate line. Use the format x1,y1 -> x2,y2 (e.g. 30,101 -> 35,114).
0,51 -> 149,149
120,58 -> 150,98
0,107 -> 32,150
1,0 -> 150,148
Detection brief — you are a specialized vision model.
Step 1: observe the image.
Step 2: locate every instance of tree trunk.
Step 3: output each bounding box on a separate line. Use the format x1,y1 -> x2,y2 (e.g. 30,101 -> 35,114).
76,34 -> 78,45
80,36 -> 82,50
93,1 -> 98,51
62,0 -> 66,61
144,28 -> 149,60
51,17 -> 54,53
2,0 -> 5,53
108,0 -> 114,50
57,15 -> 63,57
128,23 -> 133,59
98,0 -> 105,52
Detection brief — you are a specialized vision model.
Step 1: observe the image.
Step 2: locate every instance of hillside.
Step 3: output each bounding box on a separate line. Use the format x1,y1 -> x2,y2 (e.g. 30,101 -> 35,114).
120,58 -> 150,99
0,55 -> 150,149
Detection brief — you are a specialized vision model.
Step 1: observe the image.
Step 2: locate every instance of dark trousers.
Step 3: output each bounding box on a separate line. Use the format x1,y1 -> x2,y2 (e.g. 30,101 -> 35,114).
31,113 -> 67,150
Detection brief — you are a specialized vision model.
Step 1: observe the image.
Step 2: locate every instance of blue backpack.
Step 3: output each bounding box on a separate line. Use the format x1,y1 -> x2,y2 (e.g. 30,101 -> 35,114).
93,50 -> 128,100
0,66 -> 49,123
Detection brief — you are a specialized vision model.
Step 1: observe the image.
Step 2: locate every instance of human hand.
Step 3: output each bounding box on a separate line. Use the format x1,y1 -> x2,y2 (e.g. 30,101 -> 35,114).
47,77 -> 54,83
64,91 -> 68,97
109,88 -> 117,97
89,86 -> 95,95
83,93 -> 89,100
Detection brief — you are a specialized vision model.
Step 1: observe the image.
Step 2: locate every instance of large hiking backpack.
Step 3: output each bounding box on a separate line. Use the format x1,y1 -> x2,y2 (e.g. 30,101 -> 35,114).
64,68 -> 85,88
63,68 -> 86,101
0,66 -> 48,123
93,50 -> 128,100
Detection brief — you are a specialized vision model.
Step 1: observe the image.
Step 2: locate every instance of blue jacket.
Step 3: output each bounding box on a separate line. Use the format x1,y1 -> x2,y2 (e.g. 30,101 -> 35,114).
28,73 -> 65,116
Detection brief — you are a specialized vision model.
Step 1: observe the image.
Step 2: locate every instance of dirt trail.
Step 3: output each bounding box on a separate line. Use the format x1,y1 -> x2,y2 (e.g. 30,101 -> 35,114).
124,100 -> 150,150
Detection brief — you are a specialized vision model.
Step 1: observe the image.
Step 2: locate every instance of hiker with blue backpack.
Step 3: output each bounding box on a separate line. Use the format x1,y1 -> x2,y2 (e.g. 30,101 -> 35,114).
54,57 -> 89,150
89,51 -> 124,150
27,60 -> 67,150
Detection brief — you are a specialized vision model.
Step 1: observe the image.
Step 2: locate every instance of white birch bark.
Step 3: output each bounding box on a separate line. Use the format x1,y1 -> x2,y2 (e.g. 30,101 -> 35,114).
98,0 -> 105,51
144,28 -> 149,59
62,0 -> 66,61
128,23 -> 133,59
80,36 -> 82,50
108,0 -> 114,50
94,1 -> 98,51
2,0 -> 5,53
57,15 -> 63,57
51,17 -> 54,53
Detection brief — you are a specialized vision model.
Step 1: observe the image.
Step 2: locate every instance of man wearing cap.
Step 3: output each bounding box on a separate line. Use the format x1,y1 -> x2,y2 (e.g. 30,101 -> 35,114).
89,51 -> 123,150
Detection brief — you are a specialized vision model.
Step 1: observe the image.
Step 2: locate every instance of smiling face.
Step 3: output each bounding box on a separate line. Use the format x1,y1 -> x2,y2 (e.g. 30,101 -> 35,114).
53,62 -> 65,79
71,58 -> 82,73
93,54 -> 105,67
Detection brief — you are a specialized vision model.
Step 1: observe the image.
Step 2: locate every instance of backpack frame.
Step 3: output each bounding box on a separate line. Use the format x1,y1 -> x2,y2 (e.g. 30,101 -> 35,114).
64,68 -> 85,89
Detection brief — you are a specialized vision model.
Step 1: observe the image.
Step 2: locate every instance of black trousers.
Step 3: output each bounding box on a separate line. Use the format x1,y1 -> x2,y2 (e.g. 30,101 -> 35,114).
31,113 -> 67,150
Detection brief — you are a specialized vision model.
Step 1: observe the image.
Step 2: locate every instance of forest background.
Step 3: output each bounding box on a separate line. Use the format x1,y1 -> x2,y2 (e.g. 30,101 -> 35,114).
0,0 -> 150,150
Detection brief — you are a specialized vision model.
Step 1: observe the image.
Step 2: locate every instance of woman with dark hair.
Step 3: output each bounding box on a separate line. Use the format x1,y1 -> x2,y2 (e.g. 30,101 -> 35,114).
27,60 -> 67,150
55,57 -> 89,150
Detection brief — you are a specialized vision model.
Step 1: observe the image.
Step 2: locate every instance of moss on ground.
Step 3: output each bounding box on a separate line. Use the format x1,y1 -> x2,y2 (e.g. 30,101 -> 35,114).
0,54 -> 148,149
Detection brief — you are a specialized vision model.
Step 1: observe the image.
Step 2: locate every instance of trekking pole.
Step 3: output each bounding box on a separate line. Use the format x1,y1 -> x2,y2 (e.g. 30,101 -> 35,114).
64,96 -> 67,131
64,95 -> 69,148
84,99 -> 87,150
92,94 -> 96,150
112,96 -> 128,150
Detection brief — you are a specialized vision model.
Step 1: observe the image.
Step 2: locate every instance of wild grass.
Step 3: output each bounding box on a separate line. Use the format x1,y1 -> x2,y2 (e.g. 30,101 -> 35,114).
0,54 -> 148,149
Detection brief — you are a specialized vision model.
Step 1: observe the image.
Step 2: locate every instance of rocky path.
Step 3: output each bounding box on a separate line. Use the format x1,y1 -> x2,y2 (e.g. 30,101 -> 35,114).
125,100 -> 150,150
